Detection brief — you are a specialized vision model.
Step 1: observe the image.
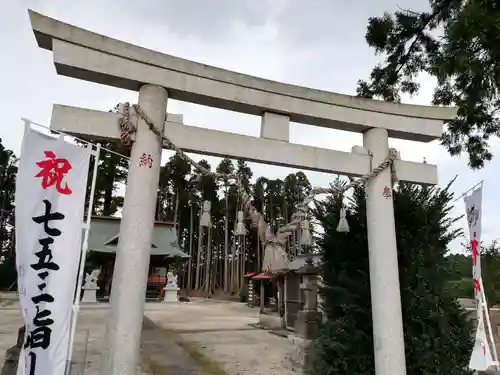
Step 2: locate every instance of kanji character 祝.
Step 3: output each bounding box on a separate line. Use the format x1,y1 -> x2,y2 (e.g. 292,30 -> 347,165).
34,150 -> 72,195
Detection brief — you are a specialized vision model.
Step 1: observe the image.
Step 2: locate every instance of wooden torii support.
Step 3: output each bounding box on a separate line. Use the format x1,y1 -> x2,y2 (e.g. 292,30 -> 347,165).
27,10 -> 456,375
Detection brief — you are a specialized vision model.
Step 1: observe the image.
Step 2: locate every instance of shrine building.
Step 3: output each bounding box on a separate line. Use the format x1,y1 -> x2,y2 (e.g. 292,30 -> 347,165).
83,216 -> 189,300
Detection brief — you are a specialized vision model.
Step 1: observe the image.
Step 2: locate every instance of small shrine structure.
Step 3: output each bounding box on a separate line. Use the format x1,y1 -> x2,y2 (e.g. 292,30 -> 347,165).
83,216 -> 189,299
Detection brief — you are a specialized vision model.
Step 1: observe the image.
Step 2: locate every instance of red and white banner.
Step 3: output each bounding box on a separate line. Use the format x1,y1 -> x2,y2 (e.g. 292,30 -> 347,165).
469,308 -> 495,371
464,186 -> 496,371
464,187 -> 483,298
15,127 -> 90,375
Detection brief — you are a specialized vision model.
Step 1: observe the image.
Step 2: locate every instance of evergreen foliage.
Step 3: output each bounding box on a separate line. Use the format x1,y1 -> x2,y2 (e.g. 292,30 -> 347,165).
357,0 -> 500,168
308,182 -> 473,375
0,138 -> 17,289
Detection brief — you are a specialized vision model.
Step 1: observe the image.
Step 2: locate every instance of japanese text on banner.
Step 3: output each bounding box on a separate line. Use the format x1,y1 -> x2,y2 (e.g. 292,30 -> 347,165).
15,128 -> 90,375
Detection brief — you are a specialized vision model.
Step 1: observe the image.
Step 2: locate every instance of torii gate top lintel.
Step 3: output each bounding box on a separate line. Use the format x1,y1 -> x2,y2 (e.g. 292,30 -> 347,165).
29,9 -> 456,143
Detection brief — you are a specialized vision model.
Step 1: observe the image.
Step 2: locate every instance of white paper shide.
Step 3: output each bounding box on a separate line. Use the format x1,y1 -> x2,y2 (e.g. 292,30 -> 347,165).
15,127 -> 90,375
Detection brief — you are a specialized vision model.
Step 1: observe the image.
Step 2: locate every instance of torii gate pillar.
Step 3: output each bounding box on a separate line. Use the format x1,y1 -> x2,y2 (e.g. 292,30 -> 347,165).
364,128 -> 406,375
101,84 -> 168,375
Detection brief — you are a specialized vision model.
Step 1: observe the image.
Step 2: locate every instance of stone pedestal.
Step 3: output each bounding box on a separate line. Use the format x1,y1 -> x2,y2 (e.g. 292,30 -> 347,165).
1,326 -> 24,375
284,334 -> 313,372
294,310 -> 322,340
81,286 -> 99,303
163,287 -> 180,303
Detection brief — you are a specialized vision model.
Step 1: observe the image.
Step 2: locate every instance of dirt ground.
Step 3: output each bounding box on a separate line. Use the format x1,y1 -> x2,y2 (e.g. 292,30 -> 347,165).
0,294 -> 297,375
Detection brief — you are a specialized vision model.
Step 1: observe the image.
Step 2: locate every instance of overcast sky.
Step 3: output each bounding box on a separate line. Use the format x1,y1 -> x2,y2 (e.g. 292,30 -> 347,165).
1,0 -> 498,253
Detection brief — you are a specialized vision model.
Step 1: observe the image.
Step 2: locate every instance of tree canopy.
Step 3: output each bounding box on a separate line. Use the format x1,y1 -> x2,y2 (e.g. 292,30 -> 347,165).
357,0 -> 500,169
446,240 -> 500,307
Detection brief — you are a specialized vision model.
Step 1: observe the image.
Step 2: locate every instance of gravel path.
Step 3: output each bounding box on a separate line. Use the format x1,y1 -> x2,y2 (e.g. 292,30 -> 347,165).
1,297 -> 299,375
145,300 -> 298,375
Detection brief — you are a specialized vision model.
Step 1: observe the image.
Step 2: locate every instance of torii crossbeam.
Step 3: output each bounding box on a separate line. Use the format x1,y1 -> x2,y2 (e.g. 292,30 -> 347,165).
28,10 -> 456,375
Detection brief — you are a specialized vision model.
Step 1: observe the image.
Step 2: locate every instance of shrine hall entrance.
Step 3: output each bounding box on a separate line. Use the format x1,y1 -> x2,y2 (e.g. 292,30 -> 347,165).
82,216 -> 189,300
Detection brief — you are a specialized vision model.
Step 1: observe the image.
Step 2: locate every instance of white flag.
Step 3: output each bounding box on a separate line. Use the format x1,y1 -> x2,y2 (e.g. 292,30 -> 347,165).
464,187 -> 483,294
469,313 -> 495,371
15,127 -> 90,375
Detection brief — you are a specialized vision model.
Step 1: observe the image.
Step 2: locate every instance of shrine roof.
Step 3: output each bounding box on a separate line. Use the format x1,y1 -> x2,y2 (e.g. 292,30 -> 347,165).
85,216 -> 188,258
287,254 -> 322,271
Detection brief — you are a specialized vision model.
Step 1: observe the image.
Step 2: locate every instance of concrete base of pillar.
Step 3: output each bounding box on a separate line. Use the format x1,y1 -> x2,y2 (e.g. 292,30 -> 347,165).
294,310 -> 322,340
81,287 -> 99,303
163,288 -> 180,303
258,313 -> 284,330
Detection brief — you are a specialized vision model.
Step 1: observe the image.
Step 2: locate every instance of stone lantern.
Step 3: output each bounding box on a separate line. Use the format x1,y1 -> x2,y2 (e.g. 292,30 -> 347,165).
199,200 -> 212,228
235,210 -> 246,237
294,257 -> 322,340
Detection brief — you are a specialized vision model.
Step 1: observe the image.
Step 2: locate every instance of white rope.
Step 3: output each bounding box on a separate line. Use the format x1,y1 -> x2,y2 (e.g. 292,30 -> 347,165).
113,103 -> 398,244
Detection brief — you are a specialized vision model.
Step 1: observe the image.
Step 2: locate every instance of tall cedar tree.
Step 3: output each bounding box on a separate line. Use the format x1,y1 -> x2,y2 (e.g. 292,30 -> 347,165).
308,182 -> 473,375
357,0 -> 500,169
0,138 -> 17,288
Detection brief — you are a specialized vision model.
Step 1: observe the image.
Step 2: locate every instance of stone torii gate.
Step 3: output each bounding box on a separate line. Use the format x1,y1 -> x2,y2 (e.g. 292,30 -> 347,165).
28,10 -> 456,375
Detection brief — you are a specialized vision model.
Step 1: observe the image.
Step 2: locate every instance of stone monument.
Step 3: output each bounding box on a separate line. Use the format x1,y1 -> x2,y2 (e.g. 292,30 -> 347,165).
163,271 -> 179,303
286,257 -> 322,370
29,10 -> 457,375
81,268 -> 100,304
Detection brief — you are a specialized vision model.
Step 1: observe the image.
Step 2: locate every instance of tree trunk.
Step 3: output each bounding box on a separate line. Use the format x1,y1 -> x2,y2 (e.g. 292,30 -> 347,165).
204,228 -> 212,294
174,189 -> 179,232
240,239 -> 245,288
102,162 -> 116,216
257,235 -> 261,273
224,189 -> 229,292
195,228 -> 203,291
187,205 -> 194,291
230,235 -> 237,293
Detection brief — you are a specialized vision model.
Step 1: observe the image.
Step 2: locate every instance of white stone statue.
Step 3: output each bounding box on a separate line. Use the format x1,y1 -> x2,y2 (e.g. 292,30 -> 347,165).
163,271 -> 180,303
165,271 -> 178,288
84,268 -> 100,289
82,268 -> 100,303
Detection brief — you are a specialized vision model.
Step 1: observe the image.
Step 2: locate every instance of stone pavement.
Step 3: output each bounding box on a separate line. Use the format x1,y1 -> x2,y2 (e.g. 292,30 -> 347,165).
1,295 -> 298,375
145,300 -> 297,375
141,316 -> 207,375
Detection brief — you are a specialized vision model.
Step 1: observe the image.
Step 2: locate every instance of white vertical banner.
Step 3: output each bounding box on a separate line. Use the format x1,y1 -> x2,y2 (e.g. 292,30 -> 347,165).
464,186 -> 482,294
464,186 -> 497,371
15,126 -> 90,375
469,306 -> 494,371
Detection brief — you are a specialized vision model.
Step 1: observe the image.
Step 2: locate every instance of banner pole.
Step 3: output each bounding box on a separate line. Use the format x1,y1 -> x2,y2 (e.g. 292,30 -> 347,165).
453,180 -> 484,203
65,142 -> 101,374
480,277 -> 499,369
